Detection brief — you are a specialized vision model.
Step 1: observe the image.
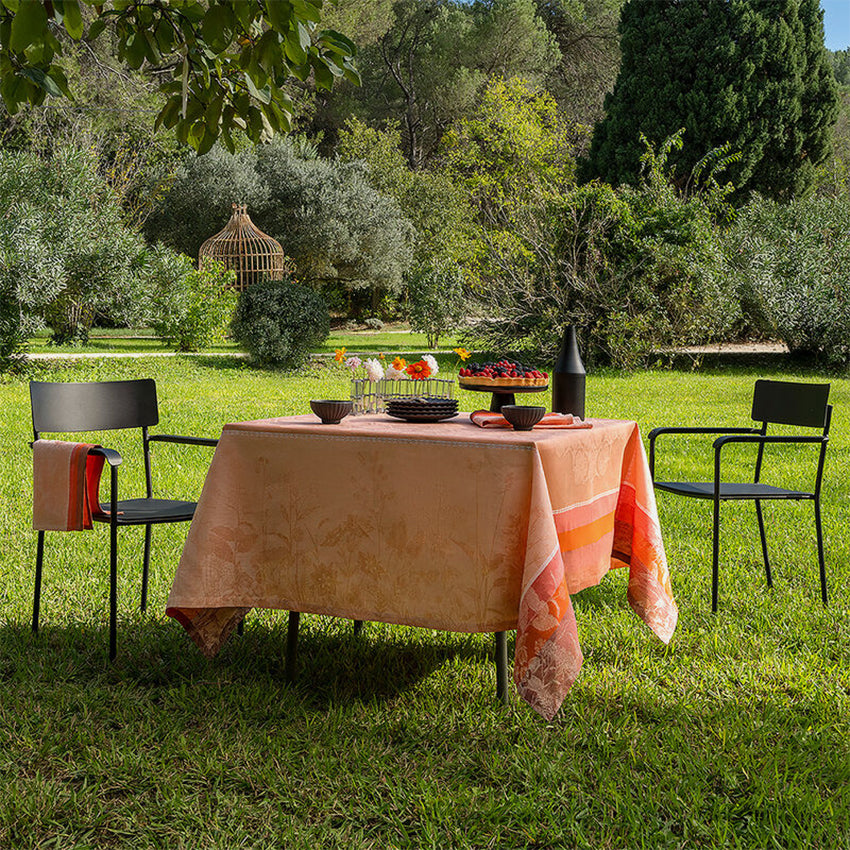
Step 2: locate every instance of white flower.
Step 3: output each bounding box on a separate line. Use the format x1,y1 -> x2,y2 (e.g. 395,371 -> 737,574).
384,364 -> 408,380
364,358 -> 384,382
422,354 -> 439,376
345,356 -> 362,372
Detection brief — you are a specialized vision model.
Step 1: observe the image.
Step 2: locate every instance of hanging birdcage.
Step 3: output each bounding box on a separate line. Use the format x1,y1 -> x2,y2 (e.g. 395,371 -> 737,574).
198,203 -> 292,291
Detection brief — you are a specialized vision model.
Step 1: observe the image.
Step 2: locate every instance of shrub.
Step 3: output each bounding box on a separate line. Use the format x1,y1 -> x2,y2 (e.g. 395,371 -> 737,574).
406,261 -> 468,349
463,134 -> 739,368
364,317 -> 384,330
0,146 -> 151,348
722,195 -> 850,366
149,251 -> 237,352
231,278 -> 330,368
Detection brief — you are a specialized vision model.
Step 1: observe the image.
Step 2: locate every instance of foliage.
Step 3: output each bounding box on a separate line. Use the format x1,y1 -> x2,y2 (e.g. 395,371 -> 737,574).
439,76 -> 582,287
0,0 -> 358,153
0,145 -> 150,349
336,117 -> 476,268
148,251 -> 237,352
317,0 -> 560,169
580,0 -> 839,202
405,261 -> 468,349
465,135 -> 738,369
146,139 -> 415,315
719,194 -> 850,366
532,0 -> 624,128
828,48 -> 850,87
0,210 -> 62,371
230,277 -> 330,368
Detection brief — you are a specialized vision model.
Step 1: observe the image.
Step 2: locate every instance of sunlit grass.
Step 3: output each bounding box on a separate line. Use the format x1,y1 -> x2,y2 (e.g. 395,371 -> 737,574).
0,356 -> 848,847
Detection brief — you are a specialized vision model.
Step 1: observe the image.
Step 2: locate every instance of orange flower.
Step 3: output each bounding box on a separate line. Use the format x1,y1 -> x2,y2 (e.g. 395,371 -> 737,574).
453,347 -> 471,361
334,347 -> 347,362
392,356 -> 407,370
406,359 -> 432,380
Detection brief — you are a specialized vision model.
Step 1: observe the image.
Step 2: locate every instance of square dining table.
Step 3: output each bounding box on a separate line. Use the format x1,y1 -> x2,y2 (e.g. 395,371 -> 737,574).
167,412 -> 678,720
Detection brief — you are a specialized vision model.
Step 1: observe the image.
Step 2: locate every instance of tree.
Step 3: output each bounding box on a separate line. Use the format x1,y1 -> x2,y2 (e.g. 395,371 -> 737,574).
0,1 -> 358,153
145,140 -> 415,311
316,0 -> 560,169
579,0 -> 839,201
532,0 -> 624,128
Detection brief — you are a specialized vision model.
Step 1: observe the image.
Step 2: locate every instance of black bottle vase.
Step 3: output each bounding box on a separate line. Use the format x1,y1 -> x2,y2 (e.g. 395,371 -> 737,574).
551,325 -> 586,419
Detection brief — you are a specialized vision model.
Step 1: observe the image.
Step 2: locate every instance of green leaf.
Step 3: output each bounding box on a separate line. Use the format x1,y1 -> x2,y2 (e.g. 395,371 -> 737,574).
201,3 -> 235,55
1,0 -> 20,13
284,26 -> 306,65
243,71 -> 271,105
61,1 -> 83,38
10,0 -> 48,52
312,58 -> 333,90
121,32 -> 146,69
87,17 -> 106,40
19,66 -> 60,96
264,0 -> 292,31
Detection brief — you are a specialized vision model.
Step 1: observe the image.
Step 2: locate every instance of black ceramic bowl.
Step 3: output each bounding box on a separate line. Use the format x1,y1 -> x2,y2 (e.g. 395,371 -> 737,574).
310,399 -> 353,424
501,405 -> 546,431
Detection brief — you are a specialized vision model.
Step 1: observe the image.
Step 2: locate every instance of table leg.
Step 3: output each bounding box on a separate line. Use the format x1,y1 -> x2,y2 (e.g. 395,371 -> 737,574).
285,611 -> 300,683
495,631 -> 509,704
353,620 -> 363,636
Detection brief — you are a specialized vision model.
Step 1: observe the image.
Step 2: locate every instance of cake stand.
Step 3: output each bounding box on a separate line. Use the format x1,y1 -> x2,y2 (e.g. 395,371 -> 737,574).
459,382 -> 549,413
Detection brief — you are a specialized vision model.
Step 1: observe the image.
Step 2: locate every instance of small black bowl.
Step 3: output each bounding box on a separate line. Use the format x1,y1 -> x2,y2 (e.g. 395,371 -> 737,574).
501,405 -> 546,431
310,399 -> 353,424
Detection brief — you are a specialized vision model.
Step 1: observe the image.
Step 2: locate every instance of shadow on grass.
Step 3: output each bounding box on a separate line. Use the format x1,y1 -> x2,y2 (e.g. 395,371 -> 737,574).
0,614 -> 502,711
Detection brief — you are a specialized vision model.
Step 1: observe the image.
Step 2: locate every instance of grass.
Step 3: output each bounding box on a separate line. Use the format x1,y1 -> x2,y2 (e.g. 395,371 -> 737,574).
1,354 -> 848,848
26,325 -> 462,356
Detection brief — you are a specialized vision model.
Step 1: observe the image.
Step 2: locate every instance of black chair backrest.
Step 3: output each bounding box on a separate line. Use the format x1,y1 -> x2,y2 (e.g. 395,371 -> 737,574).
31,379 -> 159,435
751,379 -> 830,429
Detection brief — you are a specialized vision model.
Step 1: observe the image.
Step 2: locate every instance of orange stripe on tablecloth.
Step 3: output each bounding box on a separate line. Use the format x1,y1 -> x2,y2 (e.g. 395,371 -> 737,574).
557,510 -> 615,552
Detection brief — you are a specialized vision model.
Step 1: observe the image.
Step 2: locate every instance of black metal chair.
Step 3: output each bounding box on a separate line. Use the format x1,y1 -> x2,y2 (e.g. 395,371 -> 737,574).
30,379 -> 218,659
648,379 -> 831,612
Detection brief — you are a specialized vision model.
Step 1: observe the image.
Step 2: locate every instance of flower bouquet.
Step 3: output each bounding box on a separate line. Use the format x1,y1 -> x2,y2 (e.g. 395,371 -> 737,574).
339,350 -> 454,414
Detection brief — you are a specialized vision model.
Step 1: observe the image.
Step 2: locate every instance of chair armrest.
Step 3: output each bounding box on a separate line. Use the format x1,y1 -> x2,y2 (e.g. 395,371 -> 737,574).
712,434 -> 827,495
89,446 -> 123,467
648,426 -> 759,479
148,434 -> 219,448
713,434 -> 827,449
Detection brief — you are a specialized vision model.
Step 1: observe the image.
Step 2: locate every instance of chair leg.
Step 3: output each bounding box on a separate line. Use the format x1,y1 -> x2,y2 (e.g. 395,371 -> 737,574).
141,524 -> 152,612
33,531 -> 45,634
495,631 -> 509,704
285,611 -> 300,683
815,498 -> 827,606
755,500 -> 772,588
109,523 -> 118,662
711,498 -> 721,613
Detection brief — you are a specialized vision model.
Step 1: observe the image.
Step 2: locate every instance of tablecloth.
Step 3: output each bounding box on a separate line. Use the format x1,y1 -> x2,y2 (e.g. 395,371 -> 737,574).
167,413 -> 677,719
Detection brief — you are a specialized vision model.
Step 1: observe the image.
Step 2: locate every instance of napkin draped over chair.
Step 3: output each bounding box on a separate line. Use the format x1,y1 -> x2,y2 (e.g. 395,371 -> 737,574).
32,439 -> 107,531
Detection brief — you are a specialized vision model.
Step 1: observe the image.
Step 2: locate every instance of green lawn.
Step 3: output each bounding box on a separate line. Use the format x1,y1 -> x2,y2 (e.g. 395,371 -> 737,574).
1,355 -> 848,848
27,326 -> 461,356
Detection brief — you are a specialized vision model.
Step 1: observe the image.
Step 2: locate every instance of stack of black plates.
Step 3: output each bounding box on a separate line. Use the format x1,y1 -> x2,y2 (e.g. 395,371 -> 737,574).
385,396 -> 459,423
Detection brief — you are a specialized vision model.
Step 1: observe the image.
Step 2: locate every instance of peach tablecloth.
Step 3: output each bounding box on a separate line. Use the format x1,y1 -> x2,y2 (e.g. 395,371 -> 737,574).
167,413 -> 677,719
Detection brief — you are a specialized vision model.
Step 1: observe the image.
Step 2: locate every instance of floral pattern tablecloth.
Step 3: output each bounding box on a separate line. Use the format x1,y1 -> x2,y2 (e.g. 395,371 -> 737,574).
167,414 -> 677,719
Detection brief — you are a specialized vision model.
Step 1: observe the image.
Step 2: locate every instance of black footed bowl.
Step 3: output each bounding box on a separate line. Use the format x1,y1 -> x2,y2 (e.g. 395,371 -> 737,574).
310,399 -> 353,424
501,405 -> 546,431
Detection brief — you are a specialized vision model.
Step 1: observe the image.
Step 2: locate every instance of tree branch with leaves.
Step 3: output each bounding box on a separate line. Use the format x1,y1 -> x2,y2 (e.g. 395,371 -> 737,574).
0,0 -> 359,152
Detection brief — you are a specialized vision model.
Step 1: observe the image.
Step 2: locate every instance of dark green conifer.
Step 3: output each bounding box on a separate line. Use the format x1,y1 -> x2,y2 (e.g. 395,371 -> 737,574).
579,0 -> 839,200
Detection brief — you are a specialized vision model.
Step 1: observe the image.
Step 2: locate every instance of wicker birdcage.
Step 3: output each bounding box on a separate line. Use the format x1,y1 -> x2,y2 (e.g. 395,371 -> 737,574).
198,203 -> 291,291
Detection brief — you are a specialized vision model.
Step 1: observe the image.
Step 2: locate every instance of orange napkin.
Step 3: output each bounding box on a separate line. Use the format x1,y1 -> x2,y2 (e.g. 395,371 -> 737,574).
470,410 -> 592,429
33,440 -> 107,531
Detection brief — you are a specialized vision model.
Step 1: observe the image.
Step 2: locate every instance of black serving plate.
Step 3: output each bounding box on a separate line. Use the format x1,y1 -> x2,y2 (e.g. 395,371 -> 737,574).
385,410 -> 460,423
